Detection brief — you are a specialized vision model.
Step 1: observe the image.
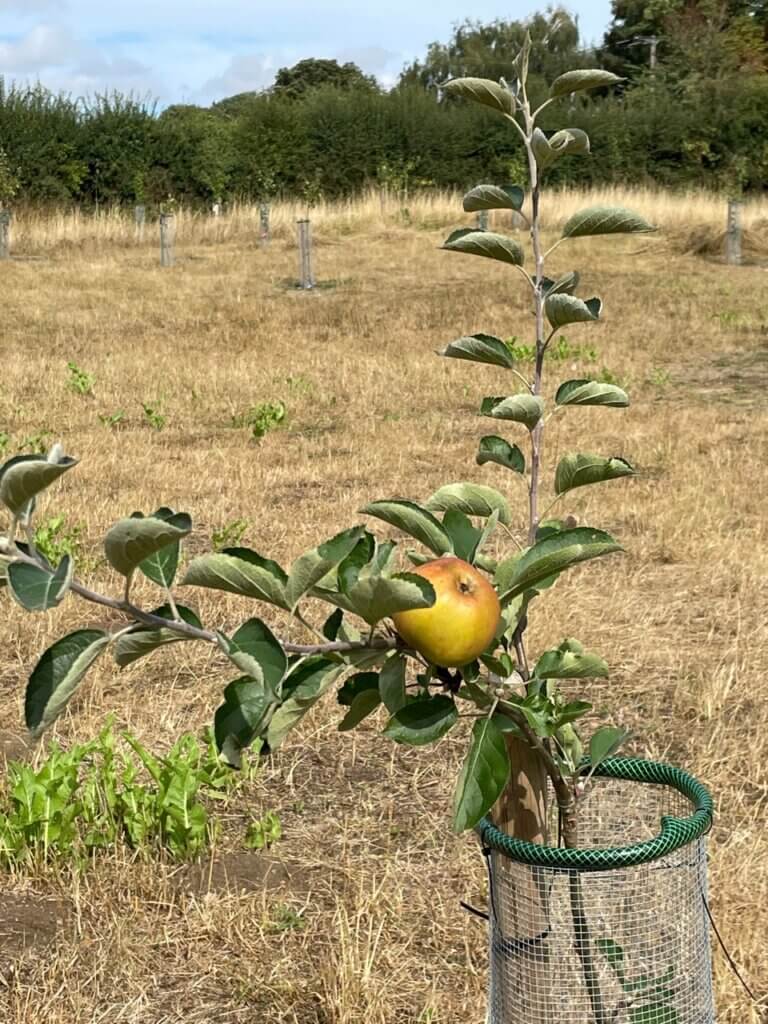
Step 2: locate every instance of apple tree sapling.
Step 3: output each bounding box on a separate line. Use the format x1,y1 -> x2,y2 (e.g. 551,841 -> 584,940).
1,38 -> 656,1019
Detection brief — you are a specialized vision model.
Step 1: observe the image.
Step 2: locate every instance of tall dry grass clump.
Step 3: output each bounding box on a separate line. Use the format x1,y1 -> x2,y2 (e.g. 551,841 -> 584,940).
8,185 -> 768,255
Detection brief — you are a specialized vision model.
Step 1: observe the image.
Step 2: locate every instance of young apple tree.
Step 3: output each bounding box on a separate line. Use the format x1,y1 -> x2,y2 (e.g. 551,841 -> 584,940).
0,38 -> 653,874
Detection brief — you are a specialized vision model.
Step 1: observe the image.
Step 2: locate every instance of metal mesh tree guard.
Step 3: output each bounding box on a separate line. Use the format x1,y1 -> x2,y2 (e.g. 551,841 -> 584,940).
478,757 -> 715,1024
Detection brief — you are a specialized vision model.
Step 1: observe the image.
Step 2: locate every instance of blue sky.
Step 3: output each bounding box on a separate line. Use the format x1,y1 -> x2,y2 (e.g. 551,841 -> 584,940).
0,1 -> 613,105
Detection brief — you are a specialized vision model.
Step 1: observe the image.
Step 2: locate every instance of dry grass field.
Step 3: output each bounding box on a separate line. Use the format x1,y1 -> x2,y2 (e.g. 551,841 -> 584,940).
0,189 -> 766,1023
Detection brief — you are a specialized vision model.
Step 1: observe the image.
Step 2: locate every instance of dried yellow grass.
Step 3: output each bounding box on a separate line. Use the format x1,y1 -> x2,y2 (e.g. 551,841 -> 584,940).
7,184 -> 768,253
0,195 -> 766,1023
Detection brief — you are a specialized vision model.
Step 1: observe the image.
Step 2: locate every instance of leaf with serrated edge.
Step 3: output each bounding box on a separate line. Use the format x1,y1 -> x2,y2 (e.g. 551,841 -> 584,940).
182,547 -> 288,609
0,453 -> 79,516
26,629 -> 110,737
338,688 -> 381,731
214,677 -> 275,766
534,640 -> 608,679
442,77 -> 516,115
7,555 -> 73,612
426,482 -> 511,525
550,69 -> 622,98
561,206 -> 655,239
105,512 -> 191,577
285,526 -> 364,610
545,293 -> 602,329
267,658 -> 343,749
438,333 -> 515,370
379,653 -> 407,714
476,436 -> 526,474
481,395 -> 544,430
346,572 -> 435,626
442,230 -> 524,267
384,695 -> 458,746
113,604 -> 202,668
462,184 -> 524,212
498,527 -> 622,602
360,500 -> 452,556
589,726 -> 631,771
555,454 -> 634,495
555,380 -> 629,407
452,717 -> 510,832
217,618 -> 286,698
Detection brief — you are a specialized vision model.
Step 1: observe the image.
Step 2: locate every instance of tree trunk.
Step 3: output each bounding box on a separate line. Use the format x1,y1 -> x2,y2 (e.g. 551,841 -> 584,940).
489,736 -> 552,1022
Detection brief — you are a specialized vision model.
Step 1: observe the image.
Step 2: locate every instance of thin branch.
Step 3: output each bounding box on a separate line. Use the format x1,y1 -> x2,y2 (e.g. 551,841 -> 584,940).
6,542 -> 399,658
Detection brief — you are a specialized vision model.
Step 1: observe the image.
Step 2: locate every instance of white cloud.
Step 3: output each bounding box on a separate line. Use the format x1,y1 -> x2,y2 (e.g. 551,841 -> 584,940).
0,24 -> 80,71
201,53 -> 278,99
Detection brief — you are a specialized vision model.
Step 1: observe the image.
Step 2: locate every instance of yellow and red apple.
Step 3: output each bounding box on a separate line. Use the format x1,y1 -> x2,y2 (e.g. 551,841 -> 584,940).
393,556 -> 501,667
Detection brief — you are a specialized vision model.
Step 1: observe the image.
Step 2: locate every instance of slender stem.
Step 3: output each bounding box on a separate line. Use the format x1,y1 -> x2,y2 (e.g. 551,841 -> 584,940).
164,586 -> 182,622
522,98 -> 547,546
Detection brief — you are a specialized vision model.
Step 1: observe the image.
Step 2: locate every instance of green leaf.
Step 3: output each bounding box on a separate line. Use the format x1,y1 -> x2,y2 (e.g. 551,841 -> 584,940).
497,527 -> 622,602
285,526 -> 365,610
545,293 -> 602,328
561,206 -> 655,240
534,640 -> 608,680
532,127 -> 590,170
360,500 -> 453,556
384,695 -> 458,746
476,436 -> 525,474
628,1004 -> 679,1024
338,687 -> 381,731
217,618 -> 286,699
113,604 -> 202,667
550,69 -> 622,98
541,270 -> 580,296
379,653 -> 407,714
425,482 -> 511,525
438,332 -> 516,370
322,607 -> 344,641
452,717 -> 510,832
338,672 -> 379,706
481,394 -> 544,430
555,454 -> 634,495
441,509 -> 482,563
462,184 -> 524,212
473,509 -> 500,564
104,511 -> 191,577
596,938 -> 626,973
441,229 -> 524,267
346,572 -> 435,626
182,547 -> 288,609
442,77 -> 516,116
214,677 -> 275,767
337,533 -> 376,594
138,509 -> 184,587
267,657 -> 343,749
7,555 -> 73,612
589,726 -> 631,771
555,380 -> 629,407
0,451 -> 79,517
25,629 -> 110,737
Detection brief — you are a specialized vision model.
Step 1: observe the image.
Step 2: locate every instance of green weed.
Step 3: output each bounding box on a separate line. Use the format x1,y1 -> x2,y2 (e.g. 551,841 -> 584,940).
232,400 -> 286,441
98,410 -> 126,430
67,361 -> 95,397
33,515 -> 84,565
245,810 -> 282,851
142,402 -> 167,431
0,723 -> 260,868
212,518 -> 249,551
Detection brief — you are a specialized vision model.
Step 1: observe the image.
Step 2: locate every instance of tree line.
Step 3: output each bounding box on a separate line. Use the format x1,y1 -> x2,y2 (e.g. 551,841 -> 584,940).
0,1 -> 766,209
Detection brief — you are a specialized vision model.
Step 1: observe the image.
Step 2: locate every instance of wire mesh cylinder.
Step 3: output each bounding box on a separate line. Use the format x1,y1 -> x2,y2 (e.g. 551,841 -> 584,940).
485,769 -> 715,1024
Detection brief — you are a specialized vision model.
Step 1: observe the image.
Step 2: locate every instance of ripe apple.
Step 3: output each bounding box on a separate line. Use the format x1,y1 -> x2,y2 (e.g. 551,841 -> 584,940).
392,556 -> 501,668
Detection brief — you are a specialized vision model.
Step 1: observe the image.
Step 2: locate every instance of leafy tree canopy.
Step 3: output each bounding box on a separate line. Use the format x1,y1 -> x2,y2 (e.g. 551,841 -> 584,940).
271,58 -> 379,98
